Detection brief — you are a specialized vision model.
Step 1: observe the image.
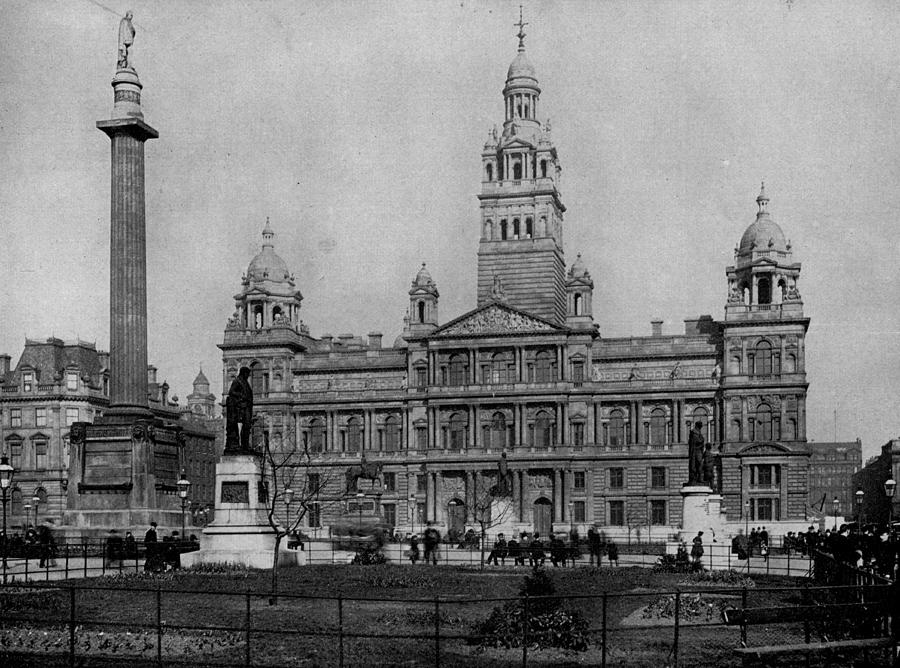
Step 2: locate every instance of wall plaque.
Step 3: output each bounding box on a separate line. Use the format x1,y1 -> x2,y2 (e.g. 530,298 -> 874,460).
221,481 -> 249,504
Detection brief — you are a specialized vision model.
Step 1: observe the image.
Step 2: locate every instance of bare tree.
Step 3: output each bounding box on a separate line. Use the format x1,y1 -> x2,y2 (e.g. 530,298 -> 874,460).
470,470 -> 515,569
259,418 -> 341,602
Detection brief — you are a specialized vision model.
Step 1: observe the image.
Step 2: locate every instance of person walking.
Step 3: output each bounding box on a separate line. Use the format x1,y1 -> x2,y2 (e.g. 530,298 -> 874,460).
423,522 -> 440,565
691,531 -> 705,570
144,521 -> 159,572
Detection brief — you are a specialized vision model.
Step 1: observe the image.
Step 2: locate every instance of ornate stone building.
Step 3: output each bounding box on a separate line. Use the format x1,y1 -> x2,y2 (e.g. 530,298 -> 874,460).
807,440 -> 862,517
221,29 -> 812,540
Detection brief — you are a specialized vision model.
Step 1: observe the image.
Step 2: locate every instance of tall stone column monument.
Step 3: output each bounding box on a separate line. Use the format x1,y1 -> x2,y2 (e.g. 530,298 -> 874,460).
64,13 -> 185,534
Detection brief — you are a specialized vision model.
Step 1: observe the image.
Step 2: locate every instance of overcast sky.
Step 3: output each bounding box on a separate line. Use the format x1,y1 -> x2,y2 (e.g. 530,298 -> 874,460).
2,0 -> 898,461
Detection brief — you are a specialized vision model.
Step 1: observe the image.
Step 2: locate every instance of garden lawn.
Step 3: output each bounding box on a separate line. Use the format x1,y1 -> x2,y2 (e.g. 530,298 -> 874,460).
0,565 -> 805,667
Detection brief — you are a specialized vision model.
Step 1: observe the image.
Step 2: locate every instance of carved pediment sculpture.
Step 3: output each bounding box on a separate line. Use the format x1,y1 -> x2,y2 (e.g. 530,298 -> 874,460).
437,304 -> 557,336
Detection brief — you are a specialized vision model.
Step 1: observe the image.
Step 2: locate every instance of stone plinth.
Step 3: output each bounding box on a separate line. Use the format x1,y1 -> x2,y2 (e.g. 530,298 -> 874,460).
679,485 -> 726,543
62,419 -> 186,537
181,454 -> 288,570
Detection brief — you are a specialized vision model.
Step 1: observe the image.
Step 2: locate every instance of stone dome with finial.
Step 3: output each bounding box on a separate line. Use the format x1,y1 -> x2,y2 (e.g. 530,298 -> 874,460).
413,263 -> 434,287
738,183 -> 789,256
506,9 -> 539,86
247,218 -> 292,283
568,253 -> 590,279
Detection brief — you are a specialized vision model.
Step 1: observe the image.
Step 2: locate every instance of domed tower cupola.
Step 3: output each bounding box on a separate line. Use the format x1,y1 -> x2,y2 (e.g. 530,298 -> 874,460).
725,184 -> 803,320
477,9 -> 567,324
407,263 -> 439,336
565,253 -> 595,330
186,366 -> 216,418
229,218 -> 305,331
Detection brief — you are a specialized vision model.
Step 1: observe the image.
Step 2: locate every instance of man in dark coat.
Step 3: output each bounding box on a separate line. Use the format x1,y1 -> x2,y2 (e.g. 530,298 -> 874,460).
225,367 -> 254,452
688,421 -> 705,485
144,521 -> 159,572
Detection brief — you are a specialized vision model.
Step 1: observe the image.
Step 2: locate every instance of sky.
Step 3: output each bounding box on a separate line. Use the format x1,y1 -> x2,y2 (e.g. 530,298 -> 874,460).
1,0 -> 898,462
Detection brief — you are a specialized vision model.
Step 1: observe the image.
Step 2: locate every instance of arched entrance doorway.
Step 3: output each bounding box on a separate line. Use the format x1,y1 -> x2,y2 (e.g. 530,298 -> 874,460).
533,497 -> 552,537
447,498 -> 466,543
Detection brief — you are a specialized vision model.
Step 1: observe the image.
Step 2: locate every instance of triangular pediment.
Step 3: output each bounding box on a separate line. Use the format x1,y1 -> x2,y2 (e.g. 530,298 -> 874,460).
737,442 -> 792,456
433,302 -> 562,337
500,137 -> 536,150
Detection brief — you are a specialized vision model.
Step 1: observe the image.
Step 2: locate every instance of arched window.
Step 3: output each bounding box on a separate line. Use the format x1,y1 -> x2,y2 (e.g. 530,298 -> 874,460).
11,488 -> 22,517
540,160 -> 548,177
573,293 -> 583,316
489,412 -> 507,449
417,300 -> 426,323
512,219 -> 520,238
730,418 -> 743,441
249,361 -> 263,396
785,353 -> 796,373
346,416 -> 362,453
753,403 -> 773,441
485,163 -> 493,182
533,410 -> 555,448
784,418 -> 796,441
523,101 -> 529,118
692,406 -> 710,443
272,305 -> 282,320
308,417 -> 326,453
757,277 -> 771,305
490,351 -> 515,384
383,415 -> 400,451
533,350 -> 556,382
741,284 -> 750,305
513,162 -> 522,180
608,409 -> 626,446
525,217 -> 533,238
500,220 -> 508,240
753,341 -> 773,375
484,219 -> 492,240
253,305 -> 263,329
449,412 -> 467,449
649,408 -> 667,444
776,278 -> 786,304
448,353 -> 468,386
539,216 -> 547,236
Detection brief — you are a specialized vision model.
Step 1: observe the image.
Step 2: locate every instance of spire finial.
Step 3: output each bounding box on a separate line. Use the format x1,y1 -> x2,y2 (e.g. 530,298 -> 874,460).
262,217 -> 274,246
515,6 -> 528,51
756,181 -> 769,214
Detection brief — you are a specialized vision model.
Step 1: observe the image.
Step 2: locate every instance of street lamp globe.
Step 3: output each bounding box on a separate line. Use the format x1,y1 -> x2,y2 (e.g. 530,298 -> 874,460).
884,478 -> 896,499
0,455 -> 13,490
176,471 -> 191,500
284,487 -> 295,506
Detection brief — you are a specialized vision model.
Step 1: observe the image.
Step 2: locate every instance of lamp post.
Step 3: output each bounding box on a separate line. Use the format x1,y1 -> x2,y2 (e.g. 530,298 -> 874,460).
176,471 -> 191,541
0,455 -> 14,585
744,499 -> 750,536
409,494 -> 417,536
832,497 -> 839,532
855,489 -> 864,535
23,503 -> 32,529
883,478 -> 895,537
32,494 -> 41,526
356,492 -> 365,528
284,487 -> 294,536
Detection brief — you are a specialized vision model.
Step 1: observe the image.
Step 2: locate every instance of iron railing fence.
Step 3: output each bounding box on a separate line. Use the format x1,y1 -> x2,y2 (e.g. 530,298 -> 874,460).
1,580 -> 893,667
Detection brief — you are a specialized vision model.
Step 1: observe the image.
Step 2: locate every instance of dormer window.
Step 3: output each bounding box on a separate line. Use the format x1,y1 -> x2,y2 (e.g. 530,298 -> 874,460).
66,372 -> 78,392
23,372 -> 33,393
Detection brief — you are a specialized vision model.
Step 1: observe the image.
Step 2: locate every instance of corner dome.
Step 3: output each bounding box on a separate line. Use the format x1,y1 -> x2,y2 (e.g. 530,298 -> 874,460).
568,253 -> 589,279
413,263 -> 433,287
507,51 -> 537,82
738,184 -> 788,254
247,219 -> 291,282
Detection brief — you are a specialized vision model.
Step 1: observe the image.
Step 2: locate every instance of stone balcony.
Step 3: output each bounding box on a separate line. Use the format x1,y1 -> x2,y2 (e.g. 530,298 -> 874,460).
724,303 -> 805,322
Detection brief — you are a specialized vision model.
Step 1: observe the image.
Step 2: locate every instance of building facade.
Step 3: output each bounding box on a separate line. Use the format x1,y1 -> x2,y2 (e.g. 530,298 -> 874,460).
0,338 -> 218,532
851,439 -> 900,527
220,29 -> 812,540
807,440 -> 862,517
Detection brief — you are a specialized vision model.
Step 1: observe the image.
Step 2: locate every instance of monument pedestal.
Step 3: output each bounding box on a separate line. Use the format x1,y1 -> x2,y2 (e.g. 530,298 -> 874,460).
62,418 -> 186,537
679,485 -> 726,543
182,453 -> 287,569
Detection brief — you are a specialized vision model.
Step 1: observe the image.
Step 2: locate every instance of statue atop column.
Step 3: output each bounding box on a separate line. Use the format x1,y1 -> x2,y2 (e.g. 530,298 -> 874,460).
225,367 -> 255,453
118,11 -> 135,70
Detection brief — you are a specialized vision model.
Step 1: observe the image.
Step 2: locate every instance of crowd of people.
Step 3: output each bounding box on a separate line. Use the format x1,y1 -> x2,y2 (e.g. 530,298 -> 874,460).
137,521 -> 200,572
0,521 -> 58,566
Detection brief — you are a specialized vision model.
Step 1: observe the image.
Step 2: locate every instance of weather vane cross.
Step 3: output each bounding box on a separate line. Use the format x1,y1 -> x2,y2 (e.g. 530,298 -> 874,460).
515,5 -> 528,49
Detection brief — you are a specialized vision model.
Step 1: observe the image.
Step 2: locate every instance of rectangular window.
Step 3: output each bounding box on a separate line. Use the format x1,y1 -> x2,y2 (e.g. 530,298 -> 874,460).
384,472 -> 396,492
573,471 -> 585,489
572,362 -> 584,382
309,503 -> 321,528
35,440 -> 48,470
66,407 -> 79,426
609,500 -> 625,526
10,408 -> 21,428
416,474 -> 427,494
416,368 -> 427,387
382,503 -> 396,528
750,464 -> 781,488
650,467 -> 666,489
650,500 -> 667,525
23,372 -> 34,393
66,372 -> 78,391
9,439 -> 23,466
307,473 -> 320,494
416,426 -> 427,450
35,407 -> 47,427
416,502 -> 426,526
609,467 -> 624,489
572,423 -> 585,446
573,500 -> 586,523
755,498 -> 775,521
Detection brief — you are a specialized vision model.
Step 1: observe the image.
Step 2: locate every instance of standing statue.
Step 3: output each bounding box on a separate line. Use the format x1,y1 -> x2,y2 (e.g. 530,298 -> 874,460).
687,420 -> 705,485
118,11 -> 135,70
494,451 -> 513,497
225,367 -> 254,453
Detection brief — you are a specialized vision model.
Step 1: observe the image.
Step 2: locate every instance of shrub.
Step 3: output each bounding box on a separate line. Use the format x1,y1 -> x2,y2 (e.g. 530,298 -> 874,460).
681,569 -> 755,588
474,567 -> 590,652
351,544 -> 387,565
653,554 -> 691,574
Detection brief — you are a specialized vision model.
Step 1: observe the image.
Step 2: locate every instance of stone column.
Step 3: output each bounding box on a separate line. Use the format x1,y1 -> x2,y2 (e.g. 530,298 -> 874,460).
512,469 -> 521,521
97,68 -> 158,419
434,471 -> 444,525
426,472 -> 435,521
466,471 -> 475,521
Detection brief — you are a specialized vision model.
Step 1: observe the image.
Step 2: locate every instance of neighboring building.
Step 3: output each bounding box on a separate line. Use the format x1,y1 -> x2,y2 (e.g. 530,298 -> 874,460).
0,338 -> 217,531
806,440 -> 862,516
220,27 -> 812,539
851,438 -> 900,526
180,368 -> 223,524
